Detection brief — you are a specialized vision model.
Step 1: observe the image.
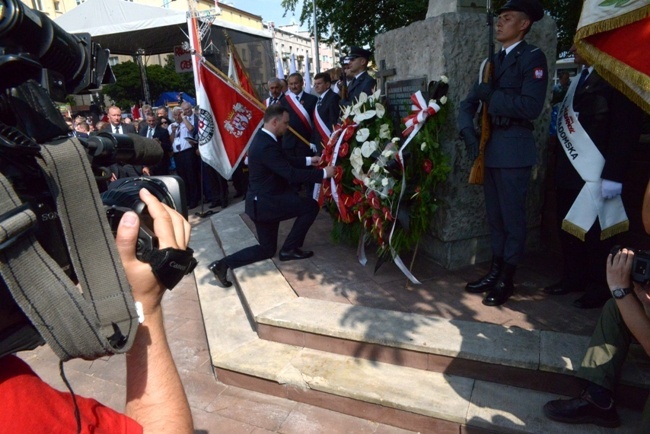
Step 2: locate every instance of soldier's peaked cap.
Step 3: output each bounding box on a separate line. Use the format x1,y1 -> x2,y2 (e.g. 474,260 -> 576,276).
497,0 -> 544,22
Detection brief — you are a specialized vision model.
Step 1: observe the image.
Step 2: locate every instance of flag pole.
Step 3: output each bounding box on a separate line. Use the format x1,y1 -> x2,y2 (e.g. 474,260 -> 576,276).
202,60 -> 313,148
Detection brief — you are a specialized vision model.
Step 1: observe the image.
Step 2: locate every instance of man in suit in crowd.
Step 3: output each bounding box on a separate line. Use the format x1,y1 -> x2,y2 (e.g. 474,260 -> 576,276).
106,105 -> 141,180
208,105 -> 336,287
340,47 -> 377,106
544,44 -> 643,309
140,114 -> 172,176
281,72 -> 318,159
265,77 -> 285,107
458,0 -> 548,307
312,72 -> 341,152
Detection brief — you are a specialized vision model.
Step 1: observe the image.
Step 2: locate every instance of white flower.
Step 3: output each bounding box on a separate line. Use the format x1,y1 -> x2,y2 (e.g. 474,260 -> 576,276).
363,176 -> 371,187
353,109 -> 376,123
381,149 -> 394,158
379,123 -> 391,139
440,75 -> 449,83
358,92 -> 368,104
361,140 -> 377,158
350,147 -> 364,173
375,103 -> 386,119
373,89 -> 382,100
356,128 -> 370,143
420,142 -> 427,151
391,137 -> 400,144
341,105 -> 352,119
440,96 -> 448,105
381,177 -> 389,187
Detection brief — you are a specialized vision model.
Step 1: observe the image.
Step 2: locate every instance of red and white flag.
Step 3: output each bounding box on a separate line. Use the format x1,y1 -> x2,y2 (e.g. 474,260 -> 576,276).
188,16 -> 264,179
131,103 -> 141,120
576,1 -> 650,113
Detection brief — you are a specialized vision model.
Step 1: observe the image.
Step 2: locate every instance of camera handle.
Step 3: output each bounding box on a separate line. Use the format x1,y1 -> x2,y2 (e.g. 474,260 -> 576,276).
0,134 -> 139,361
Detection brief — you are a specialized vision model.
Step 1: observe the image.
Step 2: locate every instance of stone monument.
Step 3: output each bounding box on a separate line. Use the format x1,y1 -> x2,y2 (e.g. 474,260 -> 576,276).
375,0 -> 557,269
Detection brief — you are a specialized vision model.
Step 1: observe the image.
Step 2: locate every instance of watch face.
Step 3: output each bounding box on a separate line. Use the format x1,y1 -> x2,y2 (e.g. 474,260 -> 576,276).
613,287 -> 631,299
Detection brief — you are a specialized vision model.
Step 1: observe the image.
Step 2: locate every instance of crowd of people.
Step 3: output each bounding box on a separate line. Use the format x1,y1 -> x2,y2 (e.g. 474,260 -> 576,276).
2,0 -> 649,431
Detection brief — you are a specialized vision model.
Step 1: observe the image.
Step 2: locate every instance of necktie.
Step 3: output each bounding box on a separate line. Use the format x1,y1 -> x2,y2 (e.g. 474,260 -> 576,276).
113,126 -> 119,134
271,97 -> 277,105
147,127 -> 153,138
317,97 -> 323,107
577,68 -> 590,89
498,50 -> 506,64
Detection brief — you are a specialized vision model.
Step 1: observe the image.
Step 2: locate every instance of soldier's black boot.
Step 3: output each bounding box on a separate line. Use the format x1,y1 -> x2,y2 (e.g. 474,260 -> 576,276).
483,262 -> 516,306
465,256 -> 503,293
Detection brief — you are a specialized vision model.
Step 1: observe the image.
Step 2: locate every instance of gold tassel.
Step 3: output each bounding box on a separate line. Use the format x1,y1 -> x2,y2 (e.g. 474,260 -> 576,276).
600,220 -> 629,240
561,220 -> 587,241
575,5 -> 650,40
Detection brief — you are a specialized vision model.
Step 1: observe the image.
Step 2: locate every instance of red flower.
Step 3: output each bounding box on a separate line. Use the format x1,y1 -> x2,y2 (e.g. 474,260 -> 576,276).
352,191 -> 364,204
382,206 -> 393,221
339,142 -> 349,157
423,159 -> 433,174
352,177 -> 365,186
334,166 -> 344,183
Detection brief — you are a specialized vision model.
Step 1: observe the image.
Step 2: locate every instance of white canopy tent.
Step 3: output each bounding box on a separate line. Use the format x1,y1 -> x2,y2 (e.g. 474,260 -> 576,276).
54,0 -> 271,56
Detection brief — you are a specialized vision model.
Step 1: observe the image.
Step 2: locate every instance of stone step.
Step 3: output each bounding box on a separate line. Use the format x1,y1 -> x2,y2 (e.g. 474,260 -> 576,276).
191,203 -> 644,432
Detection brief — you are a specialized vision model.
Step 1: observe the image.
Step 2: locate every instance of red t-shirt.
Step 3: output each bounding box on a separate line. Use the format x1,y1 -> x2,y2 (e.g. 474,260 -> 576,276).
0,355 -> 142,434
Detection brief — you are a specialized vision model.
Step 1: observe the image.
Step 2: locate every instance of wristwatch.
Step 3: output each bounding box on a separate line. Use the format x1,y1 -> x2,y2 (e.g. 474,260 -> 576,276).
611,287 -> 633,299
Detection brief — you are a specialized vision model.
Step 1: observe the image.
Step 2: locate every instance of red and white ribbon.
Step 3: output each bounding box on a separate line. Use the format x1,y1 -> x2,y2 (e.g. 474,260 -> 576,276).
402,91 -> 440,138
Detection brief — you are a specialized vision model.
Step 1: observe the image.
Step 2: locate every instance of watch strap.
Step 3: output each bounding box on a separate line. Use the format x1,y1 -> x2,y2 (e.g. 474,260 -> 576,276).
611,286 -> 633,299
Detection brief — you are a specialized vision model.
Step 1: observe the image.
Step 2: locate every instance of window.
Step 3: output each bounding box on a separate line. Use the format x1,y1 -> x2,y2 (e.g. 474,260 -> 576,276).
54,1 -> 61,11
108,56 -> 119,67
31,0 -> 43,10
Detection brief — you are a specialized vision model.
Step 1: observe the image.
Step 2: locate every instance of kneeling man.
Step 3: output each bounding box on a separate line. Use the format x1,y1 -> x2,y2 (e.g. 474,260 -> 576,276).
209,105 -> 335,287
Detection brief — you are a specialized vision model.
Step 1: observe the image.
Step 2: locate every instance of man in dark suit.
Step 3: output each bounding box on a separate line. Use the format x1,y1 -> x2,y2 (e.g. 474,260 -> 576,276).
106,105 -> 140,180
140,114 -> 172,176
544,44 -> 643,309
208,105 -> 336,287
340,46 -> 376,106
458,0 -> 547,306
312,72 -> 341,151
281,72 -> 318,159
265,77 -> 285,107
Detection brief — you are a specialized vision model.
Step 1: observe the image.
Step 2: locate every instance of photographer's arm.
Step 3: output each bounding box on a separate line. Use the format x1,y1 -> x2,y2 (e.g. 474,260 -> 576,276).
607,250 -> 650,356
115,189 -> 192,433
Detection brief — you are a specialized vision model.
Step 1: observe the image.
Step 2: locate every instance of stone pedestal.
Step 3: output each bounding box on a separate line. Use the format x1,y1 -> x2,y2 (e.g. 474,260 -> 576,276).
374,9 -> 557,269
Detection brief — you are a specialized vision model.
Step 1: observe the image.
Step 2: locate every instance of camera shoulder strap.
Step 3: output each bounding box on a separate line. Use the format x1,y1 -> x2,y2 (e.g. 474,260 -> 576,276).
0,136 -> 138,361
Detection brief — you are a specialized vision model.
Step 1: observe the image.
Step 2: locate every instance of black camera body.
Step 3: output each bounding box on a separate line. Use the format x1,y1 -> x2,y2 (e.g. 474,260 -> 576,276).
632,250 -> 650,285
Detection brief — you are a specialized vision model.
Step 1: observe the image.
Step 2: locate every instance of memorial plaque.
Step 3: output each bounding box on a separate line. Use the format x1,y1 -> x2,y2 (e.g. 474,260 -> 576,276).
386,77 -> 428,127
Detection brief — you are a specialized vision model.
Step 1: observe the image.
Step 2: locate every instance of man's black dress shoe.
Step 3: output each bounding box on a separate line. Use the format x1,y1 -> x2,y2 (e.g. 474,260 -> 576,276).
466,256 -> 503,293
208,259 -> 232,287
572,291 -> 609,309
543,392 -> 620,428
482,281 -> 514,306
279,248 -> 313,262
544,281 -> 582,295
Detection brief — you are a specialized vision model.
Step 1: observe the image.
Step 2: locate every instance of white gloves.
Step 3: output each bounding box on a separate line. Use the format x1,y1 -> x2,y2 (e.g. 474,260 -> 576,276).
601,179 -> 623,199
309,143 -> 318,154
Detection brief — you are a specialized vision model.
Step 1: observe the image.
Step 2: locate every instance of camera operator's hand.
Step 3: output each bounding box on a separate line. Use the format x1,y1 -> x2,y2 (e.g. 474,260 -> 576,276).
115,188 -> 190,315
115,188 -> 192,433
606,248 -> 633,291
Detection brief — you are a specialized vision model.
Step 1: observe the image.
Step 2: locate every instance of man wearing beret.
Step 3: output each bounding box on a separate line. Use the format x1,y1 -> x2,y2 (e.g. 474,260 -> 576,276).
458,0 -> 548,306
340,46 -> 377,106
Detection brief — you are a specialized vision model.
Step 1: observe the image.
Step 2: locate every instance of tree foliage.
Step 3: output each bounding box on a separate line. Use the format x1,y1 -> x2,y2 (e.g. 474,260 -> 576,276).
281,0 -> 428,50
101,56 -> 196,110
282,0 -> 581,58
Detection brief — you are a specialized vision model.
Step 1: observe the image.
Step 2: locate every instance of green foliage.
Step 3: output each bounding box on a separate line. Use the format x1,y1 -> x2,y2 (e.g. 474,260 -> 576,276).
282,0 -> 583,60
281,0 -> 428,49
101,56 -> 196,110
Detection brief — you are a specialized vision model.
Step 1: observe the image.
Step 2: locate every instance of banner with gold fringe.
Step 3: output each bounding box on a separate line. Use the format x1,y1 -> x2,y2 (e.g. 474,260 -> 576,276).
575,0 -> 650,114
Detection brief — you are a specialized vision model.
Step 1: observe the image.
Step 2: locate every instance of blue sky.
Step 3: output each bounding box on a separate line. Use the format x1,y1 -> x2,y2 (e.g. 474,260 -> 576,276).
226,0 -> 302,27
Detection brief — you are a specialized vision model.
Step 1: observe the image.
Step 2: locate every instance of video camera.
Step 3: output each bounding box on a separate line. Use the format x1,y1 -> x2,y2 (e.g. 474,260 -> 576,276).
611,246 -> 650,285
0,0 -> 195,361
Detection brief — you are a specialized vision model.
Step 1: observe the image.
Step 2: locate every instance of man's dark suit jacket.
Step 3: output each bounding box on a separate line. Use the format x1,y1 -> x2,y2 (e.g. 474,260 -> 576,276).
244,128 -> 324,223
555,70 -> 643,190
313,90 -> 341,150
140,124 -> 173,175
106,123 -> 136,134
106,122 -> 139,178
281,91 -> 318,158
342,71 -> 376,106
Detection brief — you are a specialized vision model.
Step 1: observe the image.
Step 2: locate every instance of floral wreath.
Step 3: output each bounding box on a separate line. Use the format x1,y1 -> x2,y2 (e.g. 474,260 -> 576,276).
315,77 -> 451,283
